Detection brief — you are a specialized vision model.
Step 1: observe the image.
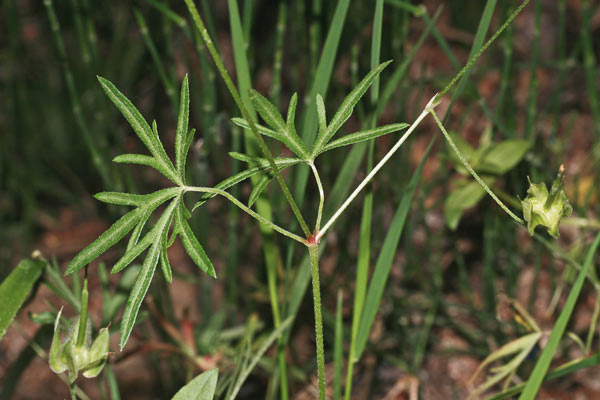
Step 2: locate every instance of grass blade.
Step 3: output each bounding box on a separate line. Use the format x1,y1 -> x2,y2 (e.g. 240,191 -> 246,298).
518,232 -> 600,399
0,258 -> 45,340
486,353 -> 600,399
227,317 -> 293,400
442,0 -> 497,121
354,138 -> 434,360
293,0 -> 351,212
333,290 -> 344,400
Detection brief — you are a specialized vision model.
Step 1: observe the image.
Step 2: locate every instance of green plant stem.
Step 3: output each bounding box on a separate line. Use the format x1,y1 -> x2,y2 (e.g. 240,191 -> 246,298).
184,186 -> 307,245
309,244 -> 326,400
184,0 -> 311,237
70,381 -> 77,400
429,109 -> 524,225
43,0 -> 112,188
134,8 -> 177,109
310,162 -> 325,231
317,94 -> 437,241
76,270 -> 88,347
270,2 -> 286,104
586,290 -> 600,354
435,0 -> 531,102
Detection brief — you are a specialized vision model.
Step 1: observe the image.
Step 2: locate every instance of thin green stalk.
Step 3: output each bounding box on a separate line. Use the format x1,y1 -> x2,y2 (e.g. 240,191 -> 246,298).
550,0 -> 567,137
184,186 -> 307,245
317,95 -> 436,241
70,0 -> 92,66
309,0 -> 322,79
134,8 -> 177,109
436,0 -> 531,102
270,3 -> 286,104
184,0 -> 311,237
70,381 -> 77,400
524,0 -> 541,140
429,109 -> 524,224
581,0 -> 600,140
75,270 -> 88,348
43,0 -> 112,188
586,290 -> 600,354
333,290 -> 344,400
496,0 -> 515,126
345,2 -> 383,398
310,162 -> 325,230
309,244 -> 326,400
225,3 -> 290,398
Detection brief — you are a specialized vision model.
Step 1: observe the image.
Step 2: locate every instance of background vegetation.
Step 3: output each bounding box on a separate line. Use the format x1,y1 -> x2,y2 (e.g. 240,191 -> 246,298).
1,0 -> 600,398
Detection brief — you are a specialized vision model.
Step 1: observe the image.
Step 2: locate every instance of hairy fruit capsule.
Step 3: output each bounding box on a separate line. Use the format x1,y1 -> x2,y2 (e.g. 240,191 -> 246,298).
521,165 -> 572,238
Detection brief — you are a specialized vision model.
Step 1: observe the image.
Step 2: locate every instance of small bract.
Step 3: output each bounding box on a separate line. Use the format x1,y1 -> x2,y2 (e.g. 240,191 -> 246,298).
521,165 -> 572,238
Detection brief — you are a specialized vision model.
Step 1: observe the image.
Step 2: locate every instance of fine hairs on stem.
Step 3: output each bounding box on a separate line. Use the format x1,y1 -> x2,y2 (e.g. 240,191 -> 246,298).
316,94 -> 439,241
67,1 -> 535,399
428,109 -> 525,225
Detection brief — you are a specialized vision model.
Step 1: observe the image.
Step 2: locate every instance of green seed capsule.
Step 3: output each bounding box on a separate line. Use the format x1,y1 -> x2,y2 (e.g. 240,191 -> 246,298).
521,165 -> 572,238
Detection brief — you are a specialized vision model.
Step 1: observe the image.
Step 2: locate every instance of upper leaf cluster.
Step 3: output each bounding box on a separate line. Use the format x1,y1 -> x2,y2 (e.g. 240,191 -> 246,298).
227,61 -> 408,202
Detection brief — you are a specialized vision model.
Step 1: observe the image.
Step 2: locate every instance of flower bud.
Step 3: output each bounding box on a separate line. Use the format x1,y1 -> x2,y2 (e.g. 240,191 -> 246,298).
48,277 -> 110,383
521,165 -> 572,238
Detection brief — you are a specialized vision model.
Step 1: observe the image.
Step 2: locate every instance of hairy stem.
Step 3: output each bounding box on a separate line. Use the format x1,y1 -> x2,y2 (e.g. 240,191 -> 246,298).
435,0 -> 531,101
185,186 -> 307,245
429,109 -> 524,224
310,162 -> 325,231
317,94 -> 438,241
184,0 -> 311,237
309,244 -> 326,400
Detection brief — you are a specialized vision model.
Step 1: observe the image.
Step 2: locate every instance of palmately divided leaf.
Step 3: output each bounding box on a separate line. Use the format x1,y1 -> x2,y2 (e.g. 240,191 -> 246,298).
175,203 -> 216,278
175,75 -> 189,181
120,198 -> 179,350
312,60 -> 392,157
249,89 -> 310,159
68,188 -> 181,275
316,122 -> 409,156
97,76 -> 180,185
192,157 -> 303,209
